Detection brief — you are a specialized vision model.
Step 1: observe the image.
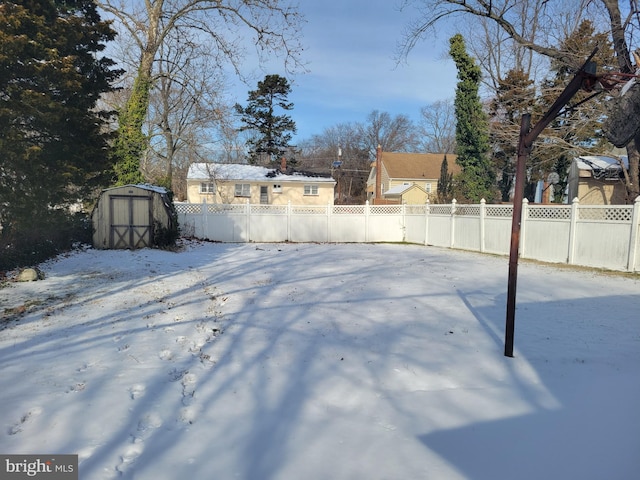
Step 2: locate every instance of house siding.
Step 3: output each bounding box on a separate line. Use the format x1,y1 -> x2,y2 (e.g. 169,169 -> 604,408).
186,179 -> 334,205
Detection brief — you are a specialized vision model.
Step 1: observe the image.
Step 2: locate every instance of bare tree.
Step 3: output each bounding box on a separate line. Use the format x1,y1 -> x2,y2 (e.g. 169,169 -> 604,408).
143,29 -> 229,187
298,123 -> 371,203
96,0 -> 304,183
398,0 -> 640,202
357,110 -> 420,157
418,100 -> 456,153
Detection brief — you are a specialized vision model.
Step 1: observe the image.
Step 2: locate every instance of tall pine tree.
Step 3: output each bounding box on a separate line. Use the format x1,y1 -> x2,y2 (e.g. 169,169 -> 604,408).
235,74 -> 297,166
0,0 -> 120,268
449,34 -> 497,203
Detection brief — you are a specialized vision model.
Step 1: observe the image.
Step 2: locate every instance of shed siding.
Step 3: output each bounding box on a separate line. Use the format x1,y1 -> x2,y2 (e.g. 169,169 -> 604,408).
92,185 -> 172,249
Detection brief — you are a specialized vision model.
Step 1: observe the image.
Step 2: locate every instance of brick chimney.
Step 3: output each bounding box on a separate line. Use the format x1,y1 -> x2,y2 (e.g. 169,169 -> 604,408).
280,156 -> 287,172
375,144 -> 382,203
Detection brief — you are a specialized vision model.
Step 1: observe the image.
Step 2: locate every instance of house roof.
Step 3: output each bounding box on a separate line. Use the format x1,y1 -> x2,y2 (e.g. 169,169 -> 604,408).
384,184 -> 413,195
380,152 -> 461,180
188,163 -> 335,183
575,155 -> 628,171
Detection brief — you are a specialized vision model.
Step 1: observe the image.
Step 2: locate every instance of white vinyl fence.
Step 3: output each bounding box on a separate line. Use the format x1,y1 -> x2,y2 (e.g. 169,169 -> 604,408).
175,197 -> 640,272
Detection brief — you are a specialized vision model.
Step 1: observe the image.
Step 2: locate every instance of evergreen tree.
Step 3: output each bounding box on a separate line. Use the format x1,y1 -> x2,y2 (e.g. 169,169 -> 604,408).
0,0 -> 120,268
489,68 -> 536,201
235,74 -> 297,165
539,20 -> 614,154
437,155 -> 454,203
449,34 -> 497,202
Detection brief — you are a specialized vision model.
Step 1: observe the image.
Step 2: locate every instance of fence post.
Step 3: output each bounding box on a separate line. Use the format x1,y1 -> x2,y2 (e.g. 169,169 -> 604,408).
402,202 -> 407,242
568,197 -> 580,265
480,198 -> 486,253
424,199 -> 430,246
201,199 -> 207,239
327,201 -> 332,243
365,200 -> 370,243
450,199 -> 457,248
627,196 -> 640,272
246,199 -> 251,242
287,200 -> 292,242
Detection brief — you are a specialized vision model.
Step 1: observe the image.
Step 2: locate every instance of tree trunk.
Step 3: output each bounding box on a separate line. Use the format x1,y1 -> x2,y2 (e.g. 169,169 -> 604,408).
601,0 -> 640,202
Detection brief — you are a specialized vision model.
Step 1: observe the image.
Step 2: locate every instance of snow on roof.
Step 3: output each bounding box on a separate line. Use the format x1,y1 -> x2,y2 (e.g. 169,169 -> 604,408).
102,184 -> 168,194
188,163 -> 335,183
384,184 -> 414,196
135,184 -> 168,194
575,155 -> 628,170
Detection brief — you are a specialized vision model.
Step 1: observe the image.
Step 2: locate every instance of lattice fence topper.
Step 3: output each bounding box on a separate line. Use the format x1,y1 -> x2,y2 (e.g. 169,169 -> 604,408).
207,204 -> 245,214
454,205 -> 481,216
430,205 -> 452,215
250,205 -> 288,214
485,206 -> 513,218
579,206 -> 633,222
333,205 -> 365,215
527,206 -> 572,220
405,205 -> 428,215
175,203 -> 203,214
370,205 -> 403,215
292,205 -> 327,215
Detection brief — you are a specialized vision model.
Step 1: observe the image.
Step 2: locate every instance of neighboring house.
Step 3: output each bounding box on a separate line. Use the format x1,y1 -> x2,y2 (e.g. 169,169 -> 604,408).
367,148 -> 460,204
566,155 -> 628,205
382,183 -> 429,205
186,160 -> 336,205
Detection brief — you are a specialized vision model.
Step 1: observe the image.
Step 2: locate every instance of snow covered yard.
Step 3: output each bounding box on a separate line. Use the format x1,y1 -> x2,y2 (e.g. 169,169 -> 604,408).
0,241 -> 639,480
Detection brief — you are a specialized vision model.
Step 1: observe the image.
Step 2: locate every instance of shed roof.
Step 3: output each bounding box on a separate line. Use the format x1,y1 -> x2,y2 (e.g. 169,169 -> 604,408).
380,152 -> 461,180
101,184 -> 168,194
188,163 -> 335,183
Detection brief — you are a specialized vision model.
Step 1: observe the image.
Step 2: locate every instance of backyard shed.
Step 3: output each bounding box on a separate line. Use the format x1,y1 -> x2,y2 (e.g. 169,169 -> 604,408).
92,184 -> 176,249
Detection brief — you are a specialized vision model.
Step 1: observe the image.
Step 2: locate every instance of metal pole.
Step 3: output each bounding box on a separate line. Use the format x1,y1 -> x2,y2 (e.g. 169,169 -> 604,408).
505,114 -> 531,357
503,51 -> 597,357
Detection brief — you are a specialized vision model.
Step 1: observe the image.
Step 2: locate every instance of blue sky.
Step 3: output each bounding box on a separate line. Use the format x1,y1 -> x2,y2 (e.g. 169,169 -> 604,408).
231,0 -> 459,143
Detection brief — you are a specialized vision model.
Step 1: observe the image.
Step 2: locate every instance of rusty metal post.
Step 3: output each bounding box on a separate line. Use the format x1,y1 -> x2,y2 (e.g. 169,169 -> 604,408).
503,50 -> 598,358
505,114 -> 531,357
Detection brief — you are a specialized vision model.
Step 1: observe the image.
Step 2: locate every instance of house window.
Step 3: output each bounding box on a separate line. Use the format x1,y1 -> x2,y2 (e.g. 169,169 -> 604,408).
425,183 -> 432,193
200,182 -> 215,194
273,184 -> 282,193
304,185 -> 319,196
234,184 -> 251,197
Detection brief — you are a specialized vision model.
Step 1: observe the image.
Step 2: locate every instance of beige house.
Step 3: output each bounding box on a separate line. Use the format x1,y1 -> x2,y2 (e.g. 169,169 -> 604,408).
566,155 -> 627,205
187,162 -> 336,205
367,149 -> 460,204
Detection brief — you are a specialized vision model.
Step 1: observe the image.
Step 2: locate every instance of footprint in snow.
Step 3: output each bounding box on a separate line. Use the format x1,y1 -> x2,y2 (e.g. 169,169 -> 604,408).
66,382 -> 86,393
8,407 -> 43,435
129,384 -> 146,400
115,412 -> 161,475
158,348 -> 173,361
179,405 -> 201,425
181,373 -> 197,406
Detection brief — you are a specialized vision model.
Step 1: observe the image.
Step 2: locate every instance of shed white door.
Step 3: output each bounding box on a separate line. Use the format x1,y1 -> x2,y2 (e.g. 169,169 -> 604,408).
109,195 -> 152,249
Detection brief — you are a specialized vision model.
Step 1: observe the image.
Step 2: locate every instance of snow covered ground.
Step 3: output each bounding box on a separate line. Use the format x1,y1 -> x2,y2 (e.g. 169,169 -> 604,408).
1,241 -> 638,480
